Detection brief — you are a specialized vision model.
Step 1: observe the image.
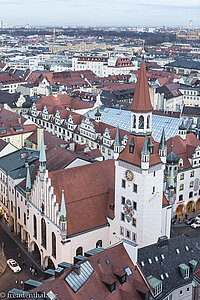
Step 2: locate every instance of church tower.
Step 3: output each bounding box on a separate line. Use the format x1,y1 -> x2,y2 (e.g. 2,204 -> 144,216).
112,62 -> 170,248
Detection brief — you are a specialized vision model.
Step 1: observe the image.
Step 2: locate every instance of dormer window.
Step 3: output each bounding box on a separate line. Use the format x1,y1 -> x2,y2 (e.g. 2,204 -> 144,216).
179,264 -> 190,279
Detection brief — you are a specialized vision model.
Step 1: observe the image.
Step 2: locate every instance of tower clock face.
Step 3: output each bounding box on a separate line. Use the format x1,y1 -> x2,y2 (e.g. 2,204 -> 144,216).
125,169 -> 134,181
123,199 -> 134,222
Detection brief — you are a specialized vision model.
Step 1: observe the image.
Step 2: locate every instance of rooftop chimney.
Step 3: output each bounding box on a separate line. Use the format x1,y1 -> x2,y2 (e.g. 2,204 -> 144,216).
74,264 -> 81,276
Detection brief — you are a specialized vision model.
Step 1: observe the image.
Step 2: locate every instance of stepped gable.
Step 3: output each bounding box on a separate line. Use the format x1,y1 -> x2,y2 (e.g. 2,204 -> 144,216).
48,159 -> 115,236
119,135 -> 161,167
130,62 -> 153,113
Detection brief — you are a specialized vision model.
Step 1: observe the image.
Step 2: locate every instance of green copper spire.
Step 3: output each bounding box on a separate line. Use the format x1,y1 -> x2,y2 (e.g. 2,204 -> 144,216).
114,126 -> 121,146
39,132 -> 46,173
169,165 -> 175,189
141,134 -> 150,155
159,127 -> 167,150
26,165 -> 31,192
60,190 -> 67,222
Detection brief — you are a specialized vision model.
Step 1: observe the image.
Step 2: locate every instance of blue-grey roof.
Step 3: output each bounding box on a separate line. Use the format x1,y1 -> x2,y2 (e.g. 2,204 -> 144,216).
0,148 -> 39,179
138,235 -> 200,299
165,59 -> 200,70
88,108 -> 191,142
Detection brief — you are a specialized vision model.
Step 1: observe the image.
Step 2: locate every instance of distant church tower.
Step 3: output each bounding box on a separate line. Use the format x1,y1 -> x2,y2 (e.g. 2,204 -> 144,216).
113,62 -> 170,248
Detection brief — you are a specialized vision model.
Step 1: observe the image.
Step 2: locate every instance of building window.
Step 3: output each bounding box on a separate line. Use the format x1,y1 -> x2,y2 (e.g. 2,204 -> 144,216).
179,184 -> 184,191
187,287 -> 190,293
120,226 -> 124,235
132,218 -> 136,227
179,290 -> 183,296
121,212 -> 125,221
121,196 -> 125,204
102,147 -> 105,153
122,179 -> 126,189
76,247 -> 83,256
24,212 -> 26,225
139,116 -> 144,129
190,181 -> 194,188
133,184 -> 137,193
133,201 -> 137,210
132,232 -> 136,242
96,240 -> 102,248
18,207 -> 20,219
33,215 -> 37,239
190,171 -> 194,177
52,232 -> 56,258
11,201 -> 13,213
152,186 -> 155,194
126,230 -> 130,239
179,194 -> 183,201
41,218 -> 46,249
189,191 -> 193,198
108,149 -> 111,156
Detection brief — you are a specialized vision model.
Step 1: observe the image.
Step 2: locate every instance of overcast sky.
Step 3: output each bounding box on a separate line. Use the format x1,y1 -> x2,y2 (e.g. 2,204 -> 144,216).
0,0 -> 200,27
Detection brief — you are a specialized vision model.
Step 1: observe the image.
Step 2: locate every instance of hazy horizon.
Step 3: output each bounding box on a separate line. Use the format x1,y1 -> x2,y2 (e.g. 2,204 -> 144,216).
0,0 -> 200,27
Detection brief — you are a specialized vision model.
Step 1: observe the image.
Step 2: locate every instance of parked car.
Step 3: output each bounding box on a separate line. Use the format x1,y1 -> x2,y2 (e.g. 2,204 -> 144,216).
7,259 -> 21,273
191,222 -> 200,229
195,215 -> 200,222
185,217 -> 196,225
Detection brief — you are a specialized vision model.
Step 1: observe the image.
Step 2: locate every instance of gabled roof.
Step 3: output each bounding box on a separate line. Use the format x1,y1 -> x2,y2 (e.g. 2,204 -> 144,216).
29,243 -> 149,300
130,62 -> 153,113
48,159 -> 115,236
119,135 -> 161,167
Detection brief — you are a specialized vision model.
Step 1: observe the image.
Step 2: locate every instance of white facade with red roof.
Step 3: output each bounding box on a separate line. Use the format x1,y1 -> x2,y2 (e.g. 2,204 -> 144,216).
111,62 -> 171,248
72,55 -> 136,77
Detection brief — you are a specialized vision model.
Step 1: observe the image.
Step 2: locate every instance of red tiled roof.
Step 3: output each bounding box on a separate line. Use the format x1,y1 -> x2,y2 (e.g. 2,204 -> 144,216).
29,243 -> 149,300
36,94 -> 93,111
166,133 -> 200,169
0,108 -> 36,137
119,134 -> 161,167
48,159 -> 115,236
130,63 -> 153,113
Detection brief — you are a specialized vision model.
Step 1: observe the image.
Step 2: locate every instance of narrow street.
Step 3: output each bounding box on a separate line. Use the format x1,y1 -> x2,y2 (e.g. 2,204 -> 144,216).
0,224 -> 44,296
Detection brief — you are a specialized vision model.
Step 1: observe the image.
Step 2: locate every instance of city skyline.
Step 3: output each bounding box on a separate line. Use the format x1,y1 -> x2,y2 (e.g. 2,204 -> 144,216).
0,0 -> 200,27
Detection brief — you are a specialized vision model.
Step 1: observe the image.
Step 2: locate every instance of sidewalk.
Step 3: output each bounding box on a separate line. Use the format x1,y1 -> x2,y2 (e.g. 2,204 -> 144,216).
0,221 -> 43,273
0,248 -> 7,277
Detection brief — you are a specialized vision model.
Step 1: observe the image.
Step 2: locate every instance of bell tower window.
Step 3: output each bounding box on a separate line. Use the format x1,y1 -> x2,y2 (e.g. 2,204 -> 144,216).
147,115 -> 150,129
133,115 -> 136,128
139,116 -> 144,129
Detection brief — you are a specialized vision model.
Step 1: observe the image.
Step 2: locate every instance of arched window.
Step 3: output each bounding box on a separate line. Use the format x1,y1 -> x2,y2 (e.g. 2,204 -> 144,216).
33,215 -> 37,239
179,194 -> 183,201
76,247 -> 83,256
147,115 -> 150,129
133,115 -> 136,128
179,184 -> 184,191
139,116 -> 144,129
96,240 -> 102,248
41,218 -> 46,249
52,232 -> 56,258
189,191 -> 193,198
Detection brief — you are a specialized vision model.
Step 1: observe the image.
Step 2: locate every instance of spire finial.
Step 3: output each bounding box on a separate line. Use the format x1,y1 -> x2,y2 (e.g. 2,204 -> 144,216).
60,190 -> 67,222
114,125 -> 121,146
169,165 -> 175,189
26,164 -> 31,192
39,131 -> 46,173
159,127 -> 167,150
